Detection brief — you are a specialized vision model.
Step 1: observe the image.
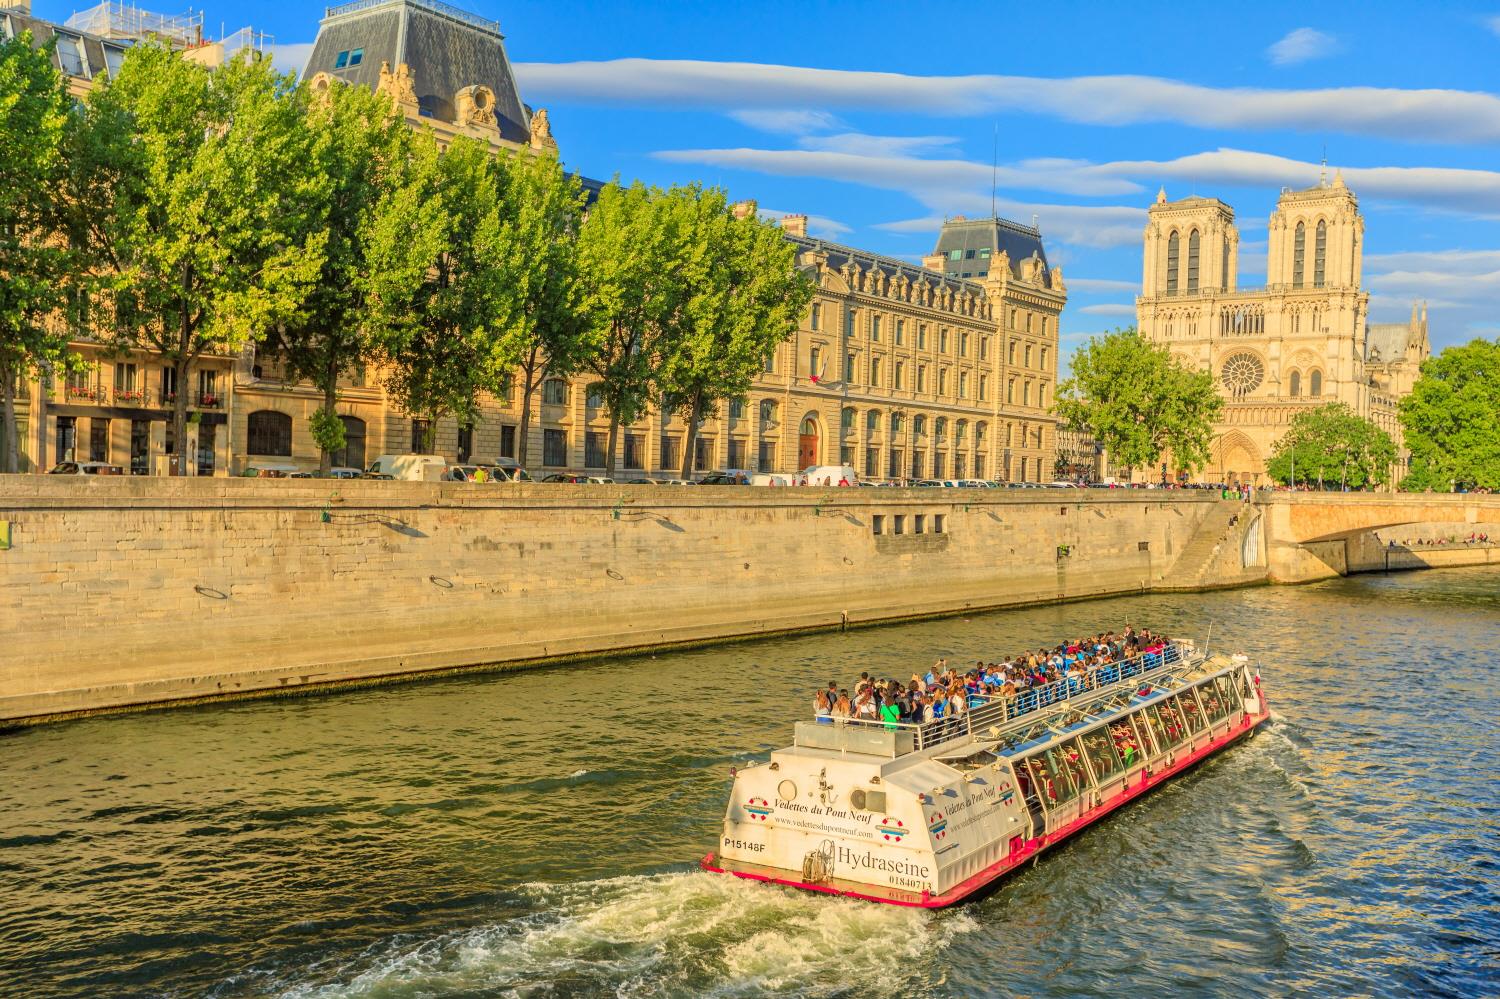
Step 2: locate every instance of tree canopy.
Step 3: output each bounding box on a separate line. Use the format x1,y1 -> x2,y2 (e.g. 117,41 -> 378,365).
1398,338 -> 1500,491
0,31 -> 78,471
1053,328 -> 1223,475
1265,402 -> 1397,490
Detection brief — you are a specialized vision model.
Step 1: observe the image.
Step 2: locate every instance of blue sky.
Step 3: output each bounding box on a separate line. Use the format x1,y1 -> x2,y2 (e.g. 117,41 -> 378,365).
37,0 -> 1500,357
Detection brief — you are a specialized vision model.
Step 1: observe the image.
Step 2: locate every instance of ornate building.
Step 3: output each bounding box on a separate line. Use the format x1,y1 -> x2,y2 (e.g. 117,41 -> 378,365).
1136,176 -> 1428,485
3,0 -> 1066,480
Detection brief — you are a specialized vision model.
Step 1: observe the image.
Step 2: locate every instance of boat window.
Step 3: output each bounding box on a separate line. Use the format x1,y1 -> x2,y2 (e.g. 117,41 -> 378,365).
1177,691 -> 1207,734
1081,726 -> 1125,780
1152,700 -> 1189,746
1027,754 -> 1078,807
1197,680 -> 1227,722
1215,674 -> 1241,714
1046,738 -> 1090,799
1126,710 -> 1156,759
1016,757 -> 1045,813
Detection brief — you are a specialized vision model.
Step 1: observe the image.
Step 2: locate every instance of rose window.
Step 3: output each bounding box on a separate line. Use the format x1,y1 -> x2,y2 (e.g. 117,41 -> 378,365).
1220,353 -> 1264,396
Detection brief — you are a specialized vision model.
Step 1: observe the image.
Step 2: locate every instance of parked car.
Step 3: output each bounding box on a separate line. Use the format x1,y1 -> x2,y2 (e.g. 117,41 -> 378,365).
324,467 -> 364,479
540,472 -> 615,484
446,464 -> 504,482
698,470 -> 752,485
242,463 -> 300,478
491,458 -> 533,482
47,461 -> 124,475
366,454 -> 447,481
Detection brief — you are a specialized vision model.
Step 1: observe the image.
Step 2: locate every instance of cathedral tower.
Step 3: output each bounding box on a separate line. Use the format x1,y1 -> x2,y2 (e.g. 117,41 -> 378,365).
1266,171 -> 1362,290
1141,191 -> 1239,296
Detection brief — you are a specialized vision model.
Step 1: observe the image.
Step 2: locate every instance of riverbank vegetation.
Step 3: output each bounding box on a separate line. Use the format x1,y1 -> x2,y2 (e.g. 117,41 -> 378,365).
0,38 -> 812,474
1399,338 -> 1500,492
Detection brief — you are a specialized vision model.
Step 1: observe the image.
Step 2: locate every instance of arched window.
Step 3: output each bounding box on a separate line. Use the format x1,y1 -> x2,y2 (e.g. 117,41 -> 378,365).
975,422 -> 987,447
1187,229 -> 1200,291
913,414 -> 927,436
890,412 -> 904,434
1293,222 -> 1306,288
1166,231 -> 1180,292
332,415 -> 366,469
800,416 -> 818,436
1221,235 -> 1230,289
955,419 -> 968,443
1314,220 -> 1327,288
1310,369 -> 1322,396
246,410 -> 291,456
1288,370 -> 1301,398
759,399 -> 778,426
841,407 -> 855,433
935,417 -> 948,442
865,410 -> 879,436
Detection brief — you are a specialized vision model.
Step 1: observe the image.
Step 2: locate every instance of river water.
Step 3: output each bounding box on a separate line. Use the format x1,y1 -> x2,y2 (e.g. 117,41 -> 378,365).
4,567 -> 1498,998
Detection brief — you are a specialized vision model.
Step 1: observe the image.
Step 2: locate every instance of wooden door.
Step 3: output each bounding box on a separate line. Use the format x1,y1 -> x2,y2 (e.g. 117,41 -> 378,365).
798,433 -> 818,471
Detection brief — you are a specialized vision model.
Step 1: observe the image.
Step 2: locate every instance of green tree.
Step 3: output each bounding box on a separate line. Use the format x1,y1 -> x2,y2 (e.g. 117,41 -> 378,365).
1266,402 -> 1397,490
268,78 -> 412,473
658,187 -> 813,479
575,181 -> 692,477
1398,338 -> 1500,491
491,149 -> 590,469
0,32 -> 78,472
364,134 -> 513,446
1053,328 -> 1223,477
75,45 -> 327,474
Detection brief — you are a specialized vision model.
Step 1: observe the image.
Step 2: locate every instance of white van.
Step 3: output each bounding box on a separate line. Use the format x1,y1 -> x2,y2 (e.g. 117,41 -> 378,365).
366,454 -> 448,481
800,464 -> 859,487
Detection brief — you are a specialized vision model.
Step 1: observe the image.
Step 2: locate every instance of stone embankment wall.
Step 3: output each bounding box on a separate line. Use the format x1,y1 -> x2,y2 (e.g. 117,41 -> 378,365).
0,479 -> 1250,723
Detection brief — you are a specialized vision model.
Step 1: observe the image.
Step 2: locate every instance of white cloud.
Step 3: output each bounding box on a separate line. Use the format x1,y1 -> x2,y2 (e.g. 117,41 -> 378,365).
797,132 -> 960,157
1267,28 -> 1340,66
1078,304 -> 1137,316
514,58 -> 1500,144
729,110 -> 844,134
756,206 -> 851,237
267,41 -> 314,78
1364,249 -> 1500,274
1066,277 -> 1140,292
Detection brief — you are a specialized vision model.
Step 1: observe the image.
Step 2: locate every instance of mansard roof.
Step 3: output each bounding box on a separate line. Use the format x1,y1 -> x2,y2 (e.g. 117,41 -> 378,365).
929,215 -> 1049,282
306,0 -> 531,143
787,234 -> 982,299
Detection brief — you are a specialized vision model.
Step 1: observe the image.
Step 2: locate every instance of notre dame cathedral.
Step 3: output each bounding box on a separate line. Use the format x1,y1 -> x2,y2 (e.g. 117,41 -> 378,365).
1135,173 -> 1428,485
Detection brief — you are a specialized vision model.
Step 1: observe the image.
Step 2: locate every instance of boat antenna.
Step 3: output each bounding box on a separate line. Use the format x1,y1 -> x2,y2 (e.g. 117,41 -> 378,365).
1203,620 -> 1214,658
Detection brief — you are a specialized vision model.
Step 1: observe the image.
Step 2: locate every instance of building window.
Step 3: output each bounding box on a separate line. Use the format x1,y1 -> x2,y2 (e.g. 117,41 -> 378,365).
543,429 -> 568,466
56,34 -> 86,77
890,412 -> 904,434
196,369 -> 220,407
624,433 -> 645,469
870,356 -> 882,386
979,375 -> 989,400
728,438 -> 746,469
1187,229 -> 1200,292
959,331 -> 969,356
939,328 -> 949,352
1025,344 -> 1033,368
499,425 -> 516,459
1310,369 -> 1322,396
917,365 -> 927,392
980,335 -> 989,359
914,414 -> 927,437
1041,347 -> 1049,369
933,514 -> 945,533
729,397 -> 745,420
893,515 -> 905,535
810,302 -> 821,330
410,418 -> 431,452
1007,379 -> 1015,404
1008,340 -> 1017,365
894,361 -> 904,389
757,439 -> 776,472
895,319 -> 905,345
935,417 -> 947,443
871,315 -> 881,342
102,44 -> 125,78
247,410 -> 292,456
938,369 -> 948,395
1314,220 -> 1327,288
872,515 -> 885,536
1289,370 -> 1301,397
845,309 -> 856,336
584,431 -> 607,468
810,346 -> 822,380
457,424 -> 473,463
57,416 -> 77,463
197,423 -> 216,476
887,449 -> 902,478
866,410 -> 879,436
660,434 -> 681,470
959,372 -> 968,398
760,399 -> 778,426
933,453 -> 945,478
865,446 -> 878,477
845,352 -> 855,383
586,385 -> 603,410
89,418 -> 109,462
841,407 -> 855,433
1293,222 -> 1306,288
1166,231 -> 1180,293
918,324 -> 927,349
543,378 -> 568,405
914,514 -> 926,534
764,350 -> 776,374
841,444 -> 853,465
333,416 -> 366,469
1023,382 -> 1032,406
694,435 -> 714,472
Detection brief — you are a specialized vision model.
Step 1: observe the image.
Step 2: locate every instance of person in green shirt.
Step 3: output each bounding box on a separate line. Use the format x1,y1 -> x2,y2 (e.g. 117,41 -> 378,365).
879,699 -> 901,731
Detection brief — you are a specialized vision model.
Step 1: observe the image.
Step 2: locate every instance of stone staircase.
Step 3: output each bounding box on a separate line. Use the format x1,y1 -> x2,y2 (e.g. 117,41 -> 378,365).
1160,500 -> 1266,590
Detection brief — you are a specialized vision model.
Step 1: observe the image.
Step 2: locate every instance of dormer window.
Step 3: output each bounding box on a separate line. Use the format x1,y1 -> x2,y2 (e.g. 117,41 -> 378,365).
103,45 -> 125,78
55,33 -> 87,77
334,48 -> 364,69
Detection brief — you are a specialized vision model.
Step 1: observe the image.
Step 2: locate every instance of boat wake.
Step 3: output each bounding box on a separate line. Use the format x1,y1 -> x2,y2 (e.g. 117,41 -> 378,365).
273,871 -> 975,998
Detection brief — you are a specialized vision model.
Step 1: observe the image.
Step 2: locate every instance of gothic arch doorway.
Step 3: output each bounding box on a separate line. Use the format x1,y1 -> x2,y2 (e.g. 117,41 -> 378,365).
1217,431 -> 1262,484
798,414 -> 820,470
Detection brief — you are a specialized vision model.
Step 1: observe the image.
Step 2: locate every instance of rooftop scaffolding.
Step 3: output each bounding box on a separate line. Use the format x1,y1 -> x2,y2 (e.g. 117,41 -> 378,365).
65,2 -> 204,47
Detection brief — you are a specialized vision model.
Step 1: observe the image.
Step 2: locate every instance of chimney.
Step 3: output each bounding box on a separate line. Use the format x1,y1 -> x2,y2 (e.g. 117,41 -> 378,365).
780,214 -> 808,238
922,253 -> 945,273
730,199 -> 758,221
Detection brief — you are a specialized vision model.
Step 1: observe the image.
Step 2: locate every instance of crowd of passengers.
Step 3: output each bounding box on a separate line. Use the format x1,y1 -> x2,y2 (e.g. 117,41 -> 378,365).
811,626 -> 1177,729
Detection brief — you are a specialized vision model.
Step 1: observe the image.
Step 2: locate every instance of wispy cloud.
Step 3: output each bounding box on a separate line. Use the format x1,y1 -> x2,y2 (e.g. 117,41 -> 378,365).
798,133 -> 960,157
1364,248 -> 1500,273
1078,304 -> 1137,316
1066,277 -> 1140,292
729,110 -> 844,134
514,58 -> 1500,144
1267,28 -> 1340,66
267,41 -> 314,78
756,207 -> 851,237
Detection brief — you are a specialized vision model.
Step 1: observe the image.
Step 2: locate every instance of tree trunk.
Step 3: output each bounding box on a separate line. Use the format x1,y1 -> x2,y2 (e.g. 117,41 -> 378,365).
172,355 -> 190,477
605,410 -> 619,479
517,356 -> 538,469
679,388 -> 703,481
0,363 -> 19,474
319,372 -> 337,475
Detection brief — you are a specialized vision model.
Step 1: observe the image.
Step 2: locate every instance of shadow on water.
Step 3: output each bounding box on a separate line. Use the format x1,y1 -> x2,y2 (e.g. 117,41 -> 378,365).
1,567 -> 1497,998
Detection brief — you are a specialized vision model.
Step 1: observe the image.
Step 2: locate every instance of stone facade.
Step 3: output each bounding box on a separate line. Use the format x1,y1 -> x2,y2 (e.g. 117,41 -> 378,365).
1136,176 -> 1429,485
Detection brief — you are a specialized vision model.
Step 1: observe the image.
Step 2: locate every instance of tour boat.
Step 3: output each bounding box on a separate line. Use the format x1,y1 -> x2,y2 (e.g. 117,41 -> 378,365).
702,641 -> 1270,907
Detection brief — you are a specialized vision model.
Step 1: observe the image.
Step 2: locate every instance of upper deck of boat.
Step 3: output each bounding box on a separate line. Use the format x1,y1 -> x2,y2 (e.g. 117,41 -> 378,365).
786,642 -> 1232,768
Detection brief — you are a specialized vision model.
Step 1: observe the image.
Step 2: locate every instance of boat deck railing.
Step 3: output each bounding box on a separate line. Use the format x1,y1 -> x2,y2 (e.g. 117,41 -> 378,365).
796,643 -> 1194,758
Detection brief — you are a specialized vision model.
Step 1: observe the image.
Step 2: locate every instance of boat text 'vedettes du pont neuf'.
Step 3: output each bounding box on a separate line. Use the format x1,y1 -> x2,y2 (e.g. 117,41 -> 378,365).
702,640 -> 1271,907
